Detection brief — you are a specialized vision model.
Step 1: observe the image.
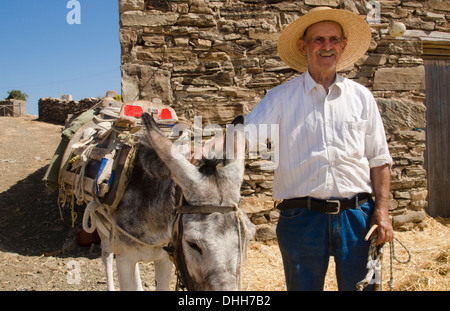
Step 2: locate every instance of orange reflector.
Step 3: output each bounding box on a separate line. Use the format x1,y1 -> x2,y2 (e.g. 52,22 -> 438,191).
124,105 -> 143,117
159,108 -> 173,120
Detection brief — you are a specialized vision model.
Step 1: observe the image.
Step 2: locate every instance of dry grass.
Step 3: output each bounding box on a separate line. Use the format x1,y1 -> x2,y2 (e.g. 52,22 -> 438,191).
242,240 -> 286,291
388,216 -> 449,291
242,216 -> 449,291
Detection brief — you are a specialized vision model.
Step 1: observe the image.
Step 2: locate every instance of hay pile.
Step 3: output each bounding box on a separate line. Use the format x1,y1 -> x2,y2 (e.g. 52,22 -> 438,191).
389,216 -> 449,291
242,216 -> 449,291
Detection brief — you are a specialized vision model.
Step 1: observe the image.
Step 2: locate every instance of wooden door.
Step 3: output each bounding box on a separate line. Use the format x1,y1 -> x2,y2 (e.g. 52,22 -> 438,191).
424,59 -> 450,217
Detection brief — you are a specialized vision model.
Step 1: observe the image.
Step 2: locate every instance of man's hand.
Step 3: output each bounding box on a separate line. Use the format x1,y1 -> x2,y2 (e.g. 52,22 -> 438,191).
370,202 -> 393,245
370,164 -> 394,245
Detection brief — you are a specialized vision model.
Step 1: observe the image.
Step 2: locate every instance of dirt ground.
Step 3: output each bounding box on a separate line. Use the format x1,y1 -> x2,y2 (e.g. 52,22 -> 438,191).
0,116 -> 448,291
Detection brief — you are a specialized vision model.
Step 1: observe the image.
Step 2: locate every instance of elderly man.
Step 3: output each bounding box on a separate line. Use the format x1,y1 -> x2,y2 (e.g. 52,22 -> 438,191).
245,7 -> 393,290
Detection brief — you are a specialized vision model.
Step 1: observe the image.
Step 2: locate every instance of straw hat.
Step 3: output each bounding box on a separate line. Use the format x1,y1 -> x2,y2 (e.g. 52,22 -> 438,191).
277,7 -> 372,72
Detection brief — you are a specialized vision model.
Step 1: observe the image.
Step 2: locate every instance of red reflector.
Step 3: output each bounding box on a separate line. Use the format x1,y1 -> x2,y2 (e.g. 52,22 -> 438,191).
159,108 -> 173,120
124,105 -> 143,117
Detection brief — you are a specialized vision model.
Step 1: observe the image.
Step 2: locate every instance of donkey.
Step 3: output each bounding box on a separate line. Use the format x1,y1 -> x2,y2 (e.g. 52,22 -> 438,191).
94,113 -> 255,290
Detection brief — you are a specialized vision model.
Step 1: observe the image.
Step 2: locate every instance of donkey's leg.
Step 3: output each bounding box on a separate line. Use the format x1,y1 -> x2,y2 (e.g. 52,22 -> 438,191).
133,262 -> 144,291
116,254 -> 144,291
101,246 -> 115,291
154,256 -> 173,291
98,226 -> 115,291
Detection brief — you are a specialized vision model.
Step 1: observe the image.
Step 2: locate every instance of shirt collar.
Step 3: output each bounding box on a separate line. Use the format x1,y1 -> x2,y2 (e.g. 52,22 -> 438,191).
304,70 -> 344,95
304,70 -> 318,94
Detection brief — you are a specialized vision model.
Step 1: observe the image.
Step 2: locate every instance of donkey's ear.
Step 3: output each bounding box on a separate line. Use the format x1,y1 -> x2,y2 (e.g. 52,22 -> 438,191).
141,113 -> 203,189
142,112 -> 163,137
141,112 -> 174,160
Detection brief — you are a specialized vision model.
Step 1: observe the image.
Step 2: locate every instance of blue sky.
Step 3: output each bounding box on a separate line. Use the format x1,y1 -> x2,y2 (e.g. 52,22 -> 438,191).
0,0 -> 121,116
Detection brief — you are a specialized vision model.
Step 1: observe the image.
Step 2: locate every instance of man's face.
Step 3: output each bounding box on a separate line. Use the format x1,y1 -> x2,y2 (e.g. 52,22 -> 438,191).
297,21 -> 348,74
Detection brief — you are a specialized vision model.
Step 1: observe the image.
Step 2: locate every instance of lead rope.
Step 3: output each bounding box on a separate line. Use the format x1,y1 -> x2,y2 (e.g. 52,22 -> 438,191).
356,225 -> 384,291
388,233 -> 412,291
82,197 -> 168,248
233,203 -> 251,289
356,223 -> 411,291
170,183 -> 185,291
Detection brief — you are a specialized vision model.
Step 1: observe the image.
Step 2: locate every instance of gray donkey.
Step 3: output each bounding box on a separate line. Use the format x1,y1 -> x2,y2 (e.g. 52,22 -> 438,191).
94,113 -> 255,290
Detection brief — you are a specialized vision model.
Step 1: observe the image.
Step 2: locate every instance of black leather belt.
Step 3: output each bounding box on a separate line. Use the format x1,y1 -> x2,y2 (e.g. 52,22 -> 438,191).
277,193 -> 371,214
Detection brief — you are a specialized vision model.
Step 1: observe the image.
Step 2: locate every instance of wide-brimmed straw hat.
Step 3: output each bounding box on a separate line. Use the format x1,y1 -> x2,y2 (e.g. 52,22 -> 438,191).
277,7 -> 372,72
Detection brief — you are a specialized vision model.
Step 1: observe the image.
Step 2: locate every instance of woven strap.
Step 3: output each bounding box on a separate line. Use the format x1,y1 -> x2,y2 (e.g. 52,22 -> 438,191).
177,204 -> 236,214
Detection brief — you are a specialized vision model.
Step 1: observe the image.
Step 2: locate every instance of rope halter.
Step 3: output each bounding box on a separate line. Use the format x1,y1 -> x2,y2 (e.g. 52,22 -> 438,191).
165,199 -> 251,291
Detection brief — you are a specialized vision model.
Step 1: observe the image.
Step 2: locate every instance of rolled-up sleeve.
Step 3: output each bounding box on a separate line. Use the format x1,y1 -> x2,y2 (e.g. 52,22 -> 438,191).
365,94 -> 393,168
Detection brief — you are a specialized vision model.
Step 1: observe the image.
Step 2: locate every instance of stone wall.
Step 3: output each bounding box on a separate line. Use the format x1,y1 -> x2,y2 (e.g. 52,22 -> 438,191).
38,97 -> 100,125
119,0 -> 450,238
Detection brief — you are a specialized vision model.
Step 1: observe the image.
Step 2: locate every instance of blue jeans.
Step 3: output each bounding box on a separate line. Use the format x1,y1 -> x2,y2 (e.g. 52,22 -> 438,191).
276,199 -> 374,291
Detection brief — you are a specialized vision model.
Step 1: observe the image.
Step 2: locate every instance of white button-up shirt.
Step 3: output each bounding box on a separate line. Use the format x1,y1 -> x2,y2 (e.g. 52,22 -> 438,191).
245,71 -> 392,200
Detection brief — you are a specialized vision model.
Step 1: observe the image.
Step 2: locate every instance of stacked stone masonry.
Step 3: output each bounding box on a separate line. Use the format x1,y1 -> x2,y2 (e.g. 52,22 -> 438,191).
117,0 -> 449,239
38,97 -> 100,125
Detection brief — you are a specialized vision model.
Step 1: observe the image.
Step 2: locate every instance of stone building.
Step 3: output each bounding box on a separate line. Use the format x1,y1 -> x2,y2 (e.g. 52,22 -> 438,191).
0,99 -> 27,117
118,0 -> 450,239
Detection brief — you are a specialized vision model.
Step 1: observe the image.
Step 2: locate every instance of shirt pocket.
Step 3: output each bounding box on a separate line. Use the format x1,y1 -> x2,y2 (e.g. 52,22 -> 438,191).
343,121 -> 367,158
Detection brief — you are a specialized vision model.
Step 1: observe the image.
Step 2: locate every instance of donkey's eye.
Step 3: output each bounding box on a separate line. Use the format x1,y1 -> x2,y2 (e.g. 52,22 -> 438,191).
186,241 -> 203,255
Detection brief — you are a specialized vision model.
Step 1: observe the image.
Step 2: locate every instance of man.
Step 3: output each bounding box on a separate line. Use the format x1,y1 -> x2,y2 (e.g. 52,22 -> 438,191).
245,7 -> 393,290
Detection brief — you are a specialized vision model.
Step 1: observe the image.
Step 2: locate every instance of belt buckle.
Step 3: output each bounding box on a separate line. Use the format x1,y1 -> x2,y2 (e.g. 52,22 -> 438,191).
326,200 -> 340,214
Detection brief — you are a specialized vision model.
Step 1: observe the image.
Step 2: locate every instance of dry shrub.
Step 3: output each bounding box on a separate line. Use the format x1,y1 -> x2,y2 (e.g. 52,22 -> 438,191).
242,216 -> 449,291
